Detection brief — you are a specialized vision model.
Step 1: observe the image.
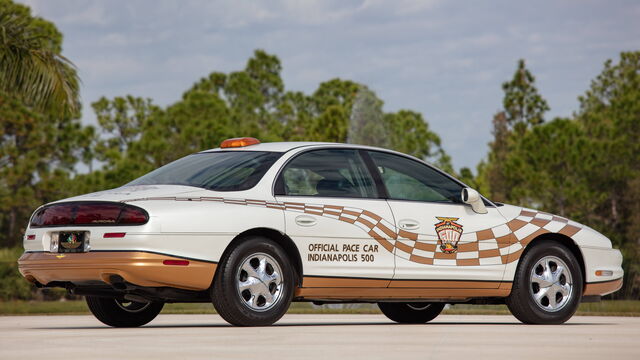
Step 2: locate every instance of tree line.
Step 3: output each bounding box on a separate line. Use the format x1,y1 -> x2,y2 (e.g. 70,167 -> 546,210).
0,1 -> 638,298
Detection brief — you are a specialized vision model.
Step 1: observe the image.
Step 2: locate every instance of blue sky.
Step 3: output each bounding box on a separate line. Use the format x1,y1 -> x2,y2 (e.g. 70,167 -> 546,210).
21,0 -> 640,170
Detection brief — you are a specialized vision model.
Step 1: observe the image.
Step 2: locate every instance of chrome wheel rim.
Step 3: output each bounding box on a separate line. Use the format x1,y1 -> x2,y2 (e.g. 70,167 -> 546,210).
529,256 -> 573,312
115,300 -> 150,313
236,252 -> 283,312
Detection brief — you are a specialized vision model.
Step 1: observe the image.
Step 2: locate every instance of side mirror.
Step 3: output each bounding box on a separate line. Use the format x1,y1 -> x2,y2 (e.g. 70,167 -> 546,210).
462,188 -> 488,214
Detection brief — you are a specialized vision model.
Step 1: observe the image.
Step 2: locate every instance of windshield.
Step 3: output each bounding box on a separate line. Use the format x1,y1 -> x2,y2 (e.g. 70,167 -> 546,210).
127,151 -> 282,191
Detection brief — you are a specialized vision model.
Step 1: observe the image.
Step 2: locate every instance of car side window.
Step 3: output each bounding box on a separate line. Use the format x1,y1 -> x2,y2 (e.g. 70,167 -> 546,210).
279,149 -> 377,198
368,151 -> 463,203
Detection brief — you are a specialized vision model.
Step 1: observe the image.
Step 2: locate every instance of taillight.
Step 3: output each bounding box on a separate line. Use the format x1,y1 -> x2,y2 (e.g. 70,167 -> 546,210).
75,203 -> 121,224
119,207 -> 148,224
30,202 -> 149,227
35,204 -> 74,226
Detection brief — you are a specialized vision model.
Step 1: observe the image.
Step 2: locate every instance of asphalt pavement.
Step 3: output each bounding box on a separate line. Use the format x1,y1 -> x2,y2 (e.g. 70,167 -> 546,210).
0,314 -> 637,360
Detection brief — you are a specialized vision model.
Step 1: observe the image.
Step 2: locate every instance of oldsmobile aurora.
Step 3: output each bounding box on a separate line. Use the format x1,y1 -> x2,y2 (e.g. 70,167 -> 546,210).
19,138 -> 623,326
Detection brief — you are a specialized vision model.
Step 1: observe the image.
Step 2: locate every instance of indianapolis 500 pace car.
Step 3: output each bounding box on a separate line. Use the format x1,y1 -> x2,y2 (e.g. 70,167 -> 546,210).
18,137 -> 623,326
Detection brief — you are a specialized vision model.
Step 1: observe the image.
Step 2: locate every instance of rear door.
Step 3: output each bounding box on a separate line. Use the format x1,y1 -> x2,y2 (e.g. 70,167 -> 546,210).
274,148 -> 396,288
366,151 -> 511,289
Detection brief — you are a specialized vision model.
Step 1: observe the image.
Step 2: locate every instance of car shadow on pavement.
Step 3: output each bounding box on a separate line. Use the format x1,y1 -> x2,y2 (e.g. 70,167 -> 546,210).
33,321 -> 612,330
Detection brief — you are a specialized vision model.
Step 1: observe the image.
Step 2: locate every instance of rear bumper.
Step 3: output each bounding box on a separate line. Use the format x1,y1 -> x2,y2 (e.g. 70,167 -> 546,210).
18,251 -> 217,291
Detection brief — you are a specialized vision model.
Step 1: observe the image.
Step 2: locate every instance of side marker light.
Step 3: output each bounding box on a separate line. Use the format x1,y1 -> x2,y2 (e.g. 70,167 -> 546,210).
163,259 -> 190,266
104,232 -> 126,238
595,270 -> 613,277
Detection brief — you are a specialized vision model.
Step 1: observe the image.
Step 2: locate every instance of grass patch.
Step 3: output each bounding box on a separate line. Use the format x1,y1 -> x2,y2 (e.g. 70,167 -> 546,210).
1,300 -> 638,316
444,300 -> 640,316
0,300 -> 381,315
575,300 -> 640,316
161,302 -> 381,315
0,300 -> 89,315
444,304 -> 511,315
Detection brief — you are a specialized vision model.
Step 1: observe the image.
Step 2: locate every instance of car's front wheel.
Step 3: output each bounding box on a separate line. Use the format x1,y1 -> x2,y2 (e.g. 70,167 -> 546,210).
506,240 -> 583,324
378,302 -> 445,324
85,296 -> 164,327
211,236 -> 294,326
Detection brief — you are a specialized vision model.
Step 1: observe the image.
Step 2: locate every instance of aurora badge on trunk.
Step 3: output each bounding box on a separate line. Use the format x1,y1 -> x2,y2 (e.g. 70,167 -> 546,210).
435,217 -> 463,254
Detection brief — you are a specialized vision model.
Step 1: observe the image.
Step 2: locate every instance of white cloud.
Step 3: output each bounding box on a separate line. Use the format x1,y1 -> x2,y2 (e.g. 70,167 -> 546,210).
360,0 -> 442,15
76,56 -> 145,82
278,0 -> 361,25
15,0 -> 639,170
57,2 -> 109,26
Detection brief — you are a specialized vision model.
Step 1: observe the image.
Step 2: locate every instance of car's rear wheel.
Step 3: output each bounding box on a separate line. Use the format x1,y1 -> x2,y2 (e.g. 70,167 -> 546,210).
211,236 -> 294,326
378,302 -> 445,324
506,241 -> 583,324
85,296 -> 164,327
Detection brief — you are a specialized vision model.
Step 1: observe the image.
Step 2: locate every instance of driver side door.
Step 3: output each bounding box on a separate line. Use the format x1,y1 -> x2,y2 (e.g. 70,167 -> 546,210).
366,151 -> 511,289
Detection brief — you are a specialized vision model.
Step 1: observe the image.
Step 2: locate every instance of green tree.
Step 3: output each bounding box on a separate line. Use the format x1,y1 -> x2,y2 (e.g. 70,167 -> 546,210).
383,110 -> 451,171
347,87 -> 388,148
298,78 -> 361,142
482,59 -> 549,202
485,111 -> 510,202
0,0 -> 79,114
278,90 -> 315,141
312,78 -> 360,117
502,59 -> 550,135
225,50 -> 285,140
496,52 -> 640,298
503,118 -> 596,215
87,51 -> 452,192
0,1 -> 85,248
575,52 -> 640,298
92,96 -> 159,166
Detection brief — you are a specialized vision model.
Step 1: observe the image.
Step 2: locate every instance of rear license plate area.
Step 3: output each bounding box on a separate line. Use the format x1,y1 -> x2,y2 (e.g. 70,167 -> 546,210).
56,231 -> 89,253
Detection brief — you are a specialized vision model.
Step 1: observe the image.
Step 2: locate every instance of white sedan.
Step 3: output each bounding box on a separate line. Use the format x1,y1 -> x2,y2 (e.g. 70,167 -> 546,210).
19,138 -> 624,326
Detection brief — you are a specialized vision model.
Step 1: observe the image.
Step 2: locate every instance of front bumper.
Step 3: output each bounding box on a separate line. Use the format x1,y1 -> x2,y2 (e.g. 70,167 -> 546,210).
583,278 -> 623,296
581,247 -> 624,296
18,251 -> 217,291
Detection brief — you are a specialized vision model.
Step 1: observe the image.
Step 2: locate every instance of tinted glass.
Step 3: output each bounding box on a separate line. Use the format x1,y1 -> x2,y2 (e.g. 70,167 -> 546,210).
368,151 -> 463,203
127,151 -> 281,191
280,149 -> 376,198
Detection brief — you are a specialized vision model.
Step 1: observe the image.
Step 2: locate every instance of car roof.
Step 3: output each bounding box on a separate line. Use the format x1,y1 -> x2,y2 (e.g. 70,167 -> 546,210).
200,141 -> 395,153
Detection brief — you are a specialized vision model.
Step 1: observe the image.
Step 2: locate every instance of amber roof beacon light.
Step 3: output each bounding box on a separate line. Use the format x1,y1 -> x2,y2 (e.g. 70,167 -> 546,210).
220,137 -> 261,148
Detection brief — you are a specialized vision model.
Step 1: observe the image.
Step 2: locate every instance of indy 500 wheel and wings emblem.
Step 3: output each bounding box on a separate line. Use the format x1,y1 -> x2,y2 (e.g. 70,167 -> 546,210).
434,217 -> 463,254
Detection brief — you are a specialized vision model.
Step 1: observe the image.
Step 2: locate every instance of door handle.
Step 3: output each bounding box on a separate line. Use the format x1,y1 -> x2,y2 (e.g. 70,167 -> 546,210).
295,215 -> 317,227
398,219 -> 420,230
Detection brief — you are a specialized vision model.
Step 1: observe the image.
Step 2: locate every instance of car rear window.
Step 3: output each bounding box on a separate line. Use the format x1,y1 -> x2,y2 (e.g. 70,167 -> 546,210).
127,151 -> 282,191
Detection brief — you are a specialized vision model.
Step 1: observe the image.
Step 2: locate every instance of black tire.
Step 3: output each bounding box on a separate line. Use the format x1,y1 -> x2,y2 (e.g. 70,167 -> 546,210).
211,236 -> 294,326
506,240 -> 583,324
85,296 -> 164,327
378,302 -> 445,324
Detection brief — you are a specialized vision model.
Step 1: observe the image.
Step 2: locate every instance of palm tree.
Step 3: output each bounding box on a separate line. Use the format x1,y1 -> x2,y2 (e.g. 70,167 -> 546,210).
0,8 -> 80,114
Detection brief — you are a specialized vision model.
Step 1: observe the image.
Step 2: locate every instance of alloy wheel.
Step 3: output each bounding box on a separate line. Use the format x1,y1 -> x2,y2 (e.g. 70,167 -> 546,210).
235,252 -> 284,312
529,256 -> 573,312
